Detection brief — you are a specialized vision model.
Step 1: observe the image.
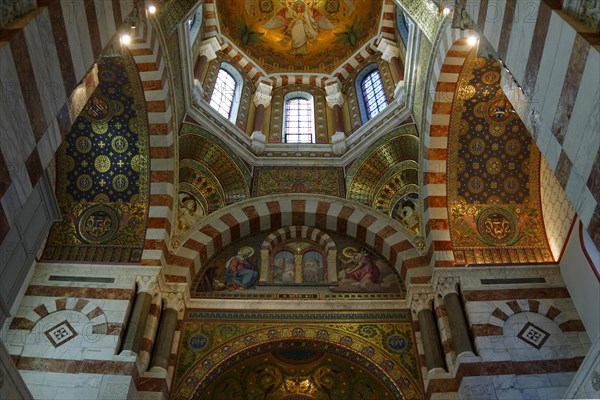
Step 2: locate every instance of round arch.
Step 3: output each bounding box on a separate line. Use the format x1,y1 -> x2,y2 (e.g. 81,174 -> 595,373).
173,331 -> 423,399
166,194 -> 427,284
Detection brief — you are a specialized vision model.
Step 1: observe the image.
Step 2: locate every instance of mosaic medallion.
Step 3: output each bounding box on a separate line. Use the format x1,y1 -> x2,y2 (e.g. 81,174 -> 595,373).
78,204 -> 119,243
75,136 -> 92,154
94,155 -> 111,172
517,322 -> 550,349
84,96 -> 111,122
476,206 -> 517,245
44,320 -> 78,348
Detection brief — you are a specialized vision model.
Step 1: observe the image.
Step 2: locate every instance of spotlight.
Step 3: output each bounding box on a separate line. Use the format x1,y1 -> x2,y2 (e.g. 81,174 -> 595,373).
120,34 -> 131,45
467,35 -> 478,46
148,5 -> 156,14
443,7 -> 451,16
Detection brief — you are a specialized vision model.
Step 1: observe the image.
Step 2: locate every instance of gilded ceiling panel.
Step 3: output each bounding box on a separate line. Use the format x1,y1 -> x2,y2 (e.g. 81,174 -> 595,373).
179,125 -> 251,205
448,53 -> 553,265
215,0 -> 383,73
346,125 -> 419,206
41,55 -> 149,263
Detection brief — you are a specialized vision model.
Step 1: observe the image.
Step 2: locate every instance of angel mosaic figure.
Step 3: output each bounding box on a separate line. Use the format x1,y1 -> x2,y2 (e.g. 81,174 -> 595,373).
261,0 -> 337,55
338,247 -> 380,284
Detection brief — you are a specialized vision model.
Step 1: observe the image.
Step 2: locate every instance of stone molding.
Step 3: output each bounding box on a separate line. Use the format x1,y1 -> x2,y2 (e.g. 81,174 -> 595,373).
376,38 -> 401,62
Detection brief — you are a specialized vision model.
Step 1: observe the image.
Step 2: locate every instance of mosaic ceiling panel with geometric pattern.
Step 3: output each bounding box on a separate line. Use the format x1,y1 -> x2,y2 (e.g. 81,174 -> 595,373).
42,55 -> 149,263
448,53 -> 553,265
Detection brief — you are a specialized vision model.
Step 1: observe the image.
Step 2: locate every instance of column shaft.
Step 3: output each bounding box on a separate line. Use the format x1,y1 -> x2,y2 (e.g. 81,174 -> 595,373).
150,308 -> 178,371
391,56 -> 404,81
332,104 -> 343,133
254,103 -> 265,132
194,55 -> 208,81
444,292 -> 474,355
418,309 -> 445,371
122,292 -> 152,354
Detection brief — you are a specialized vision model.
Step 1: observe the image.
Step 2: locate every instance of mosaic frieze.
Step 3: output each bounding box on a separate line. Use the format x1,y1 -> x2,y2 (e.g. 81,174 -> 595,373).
251,167 -> 344,197
215,0 -> 383,73
447,53 -> 553,264
157,0 -> 199,36
42,55 -> 149,263
268,84 -> 328,143
411,31 -> 432,129
192,230 -> 405,296
167,30 -> 186,130
174,311 -> 422,399
397,0 -> 442,43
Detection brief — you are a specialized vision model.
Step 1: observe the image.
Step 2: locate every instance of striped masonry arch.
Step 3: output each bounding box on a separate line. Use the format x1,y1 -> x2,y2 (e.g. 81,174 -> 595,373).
127,21 -> 178,271
421,26 -> 474,268
166,194 -> 429,285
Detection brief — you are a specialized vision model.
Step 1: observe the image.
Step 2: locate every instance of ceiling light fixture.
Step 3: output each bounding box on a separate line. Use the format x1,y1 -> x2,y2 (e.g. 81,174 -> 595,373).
148,5 -> 156,14
120,34 -> 131,45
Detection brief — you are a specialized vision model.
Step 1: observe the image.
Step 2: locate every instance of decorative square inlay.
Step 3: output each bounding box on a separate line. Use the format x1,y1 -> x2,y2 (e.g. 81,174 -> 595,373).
517,321 -> 550,349
44,320 -> 78,348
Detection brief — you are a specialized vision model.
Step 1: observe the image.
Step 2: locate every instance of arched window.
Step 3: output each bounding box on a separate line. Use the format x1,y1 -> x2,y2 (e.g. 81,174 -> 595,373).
283,92 -> 315,143
209,63 -> 243,123
356,64 -> 388,123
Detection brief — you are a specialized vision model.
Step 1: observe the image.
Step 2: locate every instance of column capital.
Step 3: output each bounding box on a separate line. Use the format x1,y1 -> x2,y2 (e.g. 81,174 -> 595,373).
163,292 -> 185,312
197,37 -> 221,61
436,276 -> 460,298
411,293 -> 435,314
253,80 -> 273,108
377,38 -> 401,62
135,276 -> 158,295
325,82 -> 344,108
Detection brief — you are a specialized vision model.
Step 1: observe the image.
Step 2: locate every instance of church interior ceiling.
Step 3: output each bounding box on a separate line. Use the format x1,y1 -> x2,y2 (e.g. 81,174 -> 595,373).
174,310 -> 422,399
448,52 -> 553,265
216,0 -> 383,73
42,55 -> 149,263
192,229 -> 405,299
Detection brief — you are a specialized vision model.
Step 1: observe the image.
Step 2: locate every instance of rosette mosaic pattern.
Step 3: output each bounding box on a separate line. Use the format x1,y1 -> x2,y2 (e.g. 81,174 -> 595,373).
174,311 -> 422,399
42,55 -> 149,263
447,54 -> 553,264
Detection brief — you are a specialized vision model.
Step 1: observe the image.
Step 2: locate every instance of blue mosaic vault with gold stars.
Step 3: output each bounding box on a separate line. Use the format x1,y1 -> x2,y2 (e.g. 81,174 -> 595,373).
42,54 -> 149,263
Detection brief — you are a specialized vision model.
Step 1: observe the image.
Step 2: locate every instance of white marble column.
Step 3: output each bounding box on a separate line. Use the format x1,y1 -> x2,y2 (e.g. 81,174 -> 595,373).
251,81 -> 272,154
326,82 -> 347,155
